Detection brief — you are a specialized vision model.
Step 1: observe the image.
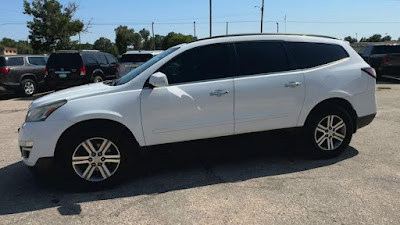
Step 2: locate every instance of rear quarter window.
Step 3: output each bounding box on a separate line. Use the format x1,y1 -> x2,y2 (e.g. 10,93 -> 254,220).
286,42 -> 349,69
6,57 -> 24,66
28,57 -> 47,66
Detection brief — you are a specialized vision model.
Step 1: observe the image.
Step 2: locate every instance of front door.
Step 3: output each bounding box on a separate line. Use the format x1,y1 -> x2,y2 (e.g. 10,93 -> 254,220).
141,43 -> 236,146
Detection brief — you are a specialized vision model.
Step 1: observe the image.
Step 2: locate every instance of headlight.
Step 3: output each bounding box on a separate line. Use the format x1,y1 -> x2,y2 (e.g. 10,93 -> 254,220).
26,100 -> 67,122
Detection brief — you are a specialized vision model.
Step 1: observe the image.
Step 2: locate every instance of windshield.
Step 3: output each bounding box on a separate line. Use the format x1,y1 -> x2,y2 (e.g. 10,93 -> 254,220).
115,47 -> 180,86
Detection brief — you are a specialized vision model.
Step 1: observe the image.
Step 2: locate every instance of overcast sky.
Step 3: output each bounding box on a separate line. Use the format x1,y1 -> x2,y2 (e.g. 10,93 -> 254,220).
2,0 -> 400,43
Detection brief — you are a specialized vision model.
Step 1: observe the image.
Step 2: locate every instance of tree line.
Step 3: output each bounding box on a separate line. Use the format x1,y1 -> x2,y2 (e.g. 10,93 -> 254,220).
0,0 -> 197,56
344,34 -> 400,44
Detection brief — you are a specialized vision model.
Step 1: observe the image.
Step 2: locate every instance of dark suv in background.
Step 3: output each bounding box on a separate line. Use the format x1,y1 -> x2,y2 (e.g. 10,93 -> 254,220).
359,44 -> 400,79
45,50 -> 119,90
0,55 -> 48,96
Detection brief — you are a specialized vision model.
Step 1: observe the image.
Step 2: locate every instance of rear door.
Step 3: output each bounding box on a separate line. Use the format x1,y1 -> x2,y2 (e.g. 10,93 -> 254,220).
47,53 -> 83,81
105,54 -> 118,77
141,43 -> 236,145
233,41 -> 305,134
97,53 -> 112,78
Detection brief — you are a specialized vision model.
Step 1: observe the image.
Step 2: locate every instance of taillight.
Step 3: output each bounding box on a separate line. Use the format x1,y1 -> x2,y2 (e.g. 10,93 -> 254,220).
0,67 -> 10,74
80,66 -> 86,76
362,67 -> 376,79
45,67 -> 49,76
383,56 -> 389,65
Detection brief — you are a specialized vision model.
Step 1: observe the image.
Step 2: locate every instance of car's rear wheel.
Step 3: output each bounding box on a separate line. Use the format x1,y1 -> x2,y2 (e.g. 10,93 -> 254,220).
20,79 -> 36,97
92,75 -> 103,83
305,107 -> 353,158
56,126 -> 133,189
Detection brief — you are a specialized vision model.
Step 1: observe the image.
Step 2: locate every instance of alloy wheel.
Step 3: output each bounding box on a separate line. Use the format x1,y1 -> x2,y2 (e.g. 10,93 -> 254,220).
72,137 -> 121,182
24,81 -> 35,95
314,115 -> 347,151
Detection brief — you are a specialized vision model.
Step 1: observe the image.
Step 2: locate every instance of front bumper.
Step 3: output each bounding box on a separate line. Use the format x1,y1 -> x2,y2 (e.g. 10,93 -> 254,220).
18,120 -> 72,166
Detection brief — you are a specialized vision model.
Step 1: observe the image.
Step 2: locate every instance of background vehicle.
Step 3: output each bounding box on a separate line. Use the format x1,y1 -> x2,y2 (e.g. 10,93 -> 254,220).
118,50 -> 163,77
19,34 -> 377,188
359,44 -> 400,79
45,50 -> 119,90
0,55 -> 48,96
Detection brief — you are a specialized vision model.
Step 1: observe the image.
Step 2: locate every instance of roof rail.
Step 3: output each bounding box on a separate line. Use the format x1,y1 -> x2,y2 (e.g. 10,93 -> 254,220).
198,33 -> 338,41
55,50 -> 100,53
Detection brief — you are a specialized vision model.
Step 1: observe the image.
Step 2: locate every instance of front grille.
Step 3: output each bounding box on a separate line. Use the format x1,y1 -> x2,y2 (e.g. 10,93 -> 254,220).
20,147 -> 32,158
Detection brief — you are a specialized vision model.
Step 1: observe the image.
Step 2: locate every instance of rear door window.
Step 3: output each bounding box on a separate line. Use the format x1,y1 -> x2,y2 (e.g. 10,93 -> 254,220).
47,53 -> 82,68
159,43 -> 235,84
97,54 -> 108,65
28,57 -> 47,66
234,41 -> 290,76
6,57 -> 24,66
371,46 -> 400,54
105,54 -> 117,64
286,42 -> 349,69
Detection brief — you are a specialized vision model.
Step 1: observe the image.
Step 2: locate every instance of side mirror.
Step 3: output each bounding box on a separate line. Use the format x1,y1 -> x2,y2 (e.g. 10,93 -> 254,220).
149,72 -> 169,87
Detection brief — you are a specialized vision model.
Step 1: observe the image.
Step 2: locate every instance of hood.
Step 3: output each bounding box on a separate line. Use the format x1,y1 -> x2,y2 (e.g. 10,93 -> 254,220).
30,83 -> 112,109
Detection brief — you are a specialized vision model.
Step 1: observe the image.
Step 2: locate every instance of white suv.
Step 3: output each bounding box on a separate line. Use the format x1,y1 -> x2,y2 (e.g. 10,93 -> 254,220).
19,34 -> 377,187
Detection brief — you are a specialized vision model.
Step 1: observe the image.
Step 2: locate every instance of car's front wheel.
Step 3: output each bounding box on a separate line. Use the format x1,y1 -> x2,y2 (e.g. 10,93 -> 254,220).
56,126 -> 133,189
305,107 -> 354,158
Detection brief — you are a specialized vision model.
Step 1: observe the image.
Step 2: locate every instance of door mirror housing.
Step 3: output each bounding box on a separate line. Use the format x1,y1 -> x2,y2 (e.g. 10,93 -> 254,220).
149,72 -> 169,87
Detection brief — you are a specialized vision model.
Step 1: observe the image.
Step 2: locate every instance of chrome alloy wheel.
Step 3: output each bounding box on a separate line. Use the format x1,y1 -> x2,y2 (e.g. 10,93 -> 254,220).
72,137 -> 121,182
314,115 -> 346,151
24,81 -> 35,95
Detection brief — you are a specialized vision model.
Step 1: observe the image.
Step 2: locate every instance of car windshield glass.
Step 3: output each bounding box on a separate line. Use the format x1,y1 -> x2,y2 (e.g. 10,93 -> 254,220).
372,46 -> 400,54
120,54 -> 153,63
47,53 -> 82,68
115,47 -> 180,86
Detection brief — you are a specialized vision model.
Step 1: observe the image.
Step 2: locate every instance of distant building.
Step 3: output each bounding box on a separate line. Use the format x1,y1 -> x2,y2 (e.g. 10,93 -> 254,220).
3,47 -> 17,55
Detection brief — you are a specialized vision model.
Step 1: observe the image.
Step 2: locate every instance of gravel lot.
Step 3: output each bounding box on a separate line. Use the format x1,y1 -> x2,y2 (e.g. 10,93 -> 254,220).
0,81 -> 399,224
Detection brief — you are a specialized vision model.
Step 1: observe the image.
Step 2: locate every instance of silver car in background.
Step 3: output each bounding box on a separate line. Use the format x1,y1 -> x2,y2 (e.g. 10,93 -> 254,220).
117,50 -> 163,77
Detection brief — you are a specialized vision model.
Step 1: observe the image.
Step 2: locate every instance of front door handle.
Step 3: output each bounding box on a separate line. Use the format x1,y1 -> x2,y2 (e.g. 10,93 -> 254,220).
285,81 -> 302,88
210,90 -> 229,97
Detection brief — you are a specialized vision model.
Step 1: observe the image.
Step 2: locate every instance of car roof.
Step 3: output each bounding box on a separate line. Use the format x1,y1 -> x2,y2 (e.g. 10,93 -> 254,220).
0,55 -> 48,58
198,33 -> 338,41
123,50 -> 163,56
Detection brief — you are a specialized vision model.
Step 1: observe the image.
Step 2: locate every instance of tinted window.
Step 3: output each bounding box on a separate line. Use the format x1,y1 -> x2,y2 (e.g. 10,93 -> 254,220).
47,53 -> 82,68
97,54 -> 108,65
286,42 -> 349,69
28,57 -> 47,66
120,54 -> 153,63
6,57 -> 24,66
0,57 -> 5,67
159,44 -> 234,84
83,53 -> 98,64
371,46 -> 400,54
106,54 -> 117,64
235,41 -> 290,76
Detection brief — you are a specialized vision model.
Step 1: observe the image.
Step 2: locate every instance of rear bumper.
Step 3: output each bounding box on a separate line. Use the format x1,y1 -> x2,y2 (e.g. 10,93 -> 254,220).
357,113 -> 376,129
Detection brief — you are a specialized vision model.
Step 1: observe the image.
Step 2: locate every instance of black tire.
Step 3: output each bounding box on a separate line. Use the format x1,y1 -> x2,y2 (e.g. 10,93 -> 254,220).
304,106 -> 354,159
92,75 -> 103,83
20,79 -> 36,97
55,124 -> 135,190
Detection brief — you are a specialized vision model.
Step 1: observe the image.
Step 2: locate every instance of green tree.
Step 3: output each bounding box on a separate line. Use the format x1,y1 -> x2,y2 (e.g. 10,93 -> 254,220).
94,37 -> 118,56
381,35 -> 392,42
359,37 -> 368,42
115,26 -> 135,54
1,38 -> 17,47
367,34 -> 382,42
162,32 -> 197,49
23,0 -> 85,53
344,36 -> 357,44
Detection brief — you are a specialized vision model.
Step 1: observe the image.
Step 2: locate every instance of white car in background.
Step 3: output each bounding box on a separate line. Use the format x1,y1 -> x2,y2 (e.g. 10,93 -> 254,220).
117,50 -> 163,78
18,34 -> 377,188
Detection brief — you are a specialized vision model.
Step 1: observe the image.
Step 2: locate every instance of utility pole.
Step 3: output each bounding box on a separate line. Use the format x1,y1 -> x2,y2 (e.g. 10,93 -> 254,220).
210,0 -> 212,37
276,22 -> 279,33
152,22 -> 155,50
79,32 -> 81,51
226,22 -> 229,35
194,21 -> 196,37
356,33 -> 358,42
260,0 -> 264,33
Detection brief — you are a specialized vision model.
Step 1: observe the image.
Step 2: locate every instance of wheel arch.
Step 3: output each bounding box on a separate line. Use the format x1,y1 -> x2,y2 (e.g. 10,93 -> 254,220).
20,73 -> 38,83
304,98 -> 358,133
55,119 -> 139,158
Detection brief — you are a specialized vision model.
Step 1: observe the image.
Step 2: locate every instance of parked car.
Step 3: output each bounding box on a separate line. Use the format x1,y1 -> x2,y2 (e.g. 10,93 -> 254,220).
19,34 -> 377,188
358,44 -> 400,79
45,50 -> 119,90
0,55 -> 48,96
118,50 -> 163,77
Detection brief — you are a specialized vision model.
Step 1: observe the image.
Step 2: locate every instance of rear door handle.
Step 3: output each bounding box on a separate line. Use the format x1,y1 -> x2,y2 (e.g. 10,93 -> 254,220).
210,90 -> 229,97
285,81 -> 302,88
